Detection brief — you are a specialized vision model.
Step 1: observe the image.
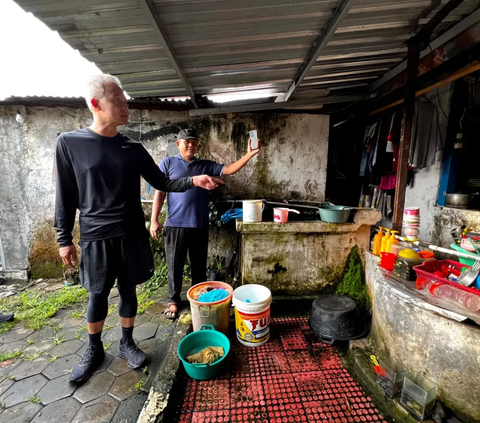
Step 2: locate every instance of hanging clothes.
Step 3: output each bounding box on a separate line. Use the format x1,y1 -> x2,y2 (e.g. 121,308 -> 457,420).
409,101 -> 446,169
360,123 -> 377,176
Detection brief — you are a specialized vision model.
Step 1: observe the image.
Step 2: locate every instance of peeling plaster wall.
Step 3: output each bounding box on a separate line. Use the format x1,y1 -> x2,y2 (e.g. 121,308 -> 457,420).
365,252 -> 480,422
432,206 -> 480,248
0,105 -> 329,272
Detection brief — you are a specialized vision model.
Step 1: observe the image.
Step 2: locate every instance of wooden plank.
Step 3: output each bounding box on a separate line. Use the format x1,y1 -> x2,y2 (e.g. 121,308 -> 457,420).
393,44 -> 420,231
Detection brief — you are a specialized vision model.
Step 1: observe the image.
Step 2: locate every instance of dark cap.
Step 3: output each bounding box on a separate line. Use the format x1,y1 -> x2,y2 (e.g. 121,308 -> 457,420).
177,129 -> 198,140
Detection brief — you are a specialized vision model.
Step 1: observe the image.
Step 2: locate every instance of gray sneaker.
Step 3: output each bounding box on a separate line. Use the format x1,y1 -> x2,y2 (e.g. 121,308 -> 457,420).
118,339 -> 146,369
69,343 -> 105,383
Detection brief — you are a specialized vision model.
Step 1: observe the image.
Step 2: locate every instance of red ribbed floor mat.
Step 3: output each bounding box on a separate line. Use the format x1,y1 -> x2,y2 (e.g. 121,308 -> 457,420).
177,317 -> 388,423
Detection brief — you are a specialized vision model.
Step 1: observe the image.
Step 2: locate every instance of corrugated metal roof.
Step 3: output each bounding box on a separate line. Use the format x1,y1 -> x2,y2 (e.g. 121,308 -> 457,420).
14,0 -> 480,102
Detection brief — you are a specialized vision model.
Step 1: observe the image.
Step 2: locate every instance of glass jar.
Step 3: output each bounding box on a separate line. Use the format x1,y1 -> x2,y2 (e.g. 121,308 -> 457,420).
393,249 -> 422,281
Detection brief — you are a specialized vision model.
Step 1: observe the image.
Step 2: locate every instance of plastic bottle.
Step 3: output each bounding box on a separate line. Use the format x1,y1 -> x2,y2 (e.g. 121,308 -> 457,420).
387,230 -> 399,254
373,227 -> 384,256
380,229 -> 391,254
423,280 -> 480,312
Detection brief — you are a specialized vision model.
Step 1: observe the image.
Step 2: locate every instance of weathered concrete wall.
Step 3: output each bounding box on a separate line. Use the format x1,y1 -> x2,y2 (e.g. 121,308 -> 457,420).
237,209 -> 381,295
0,105 -> 328,274
365,251 -> 480,422
432,206 -> 480,249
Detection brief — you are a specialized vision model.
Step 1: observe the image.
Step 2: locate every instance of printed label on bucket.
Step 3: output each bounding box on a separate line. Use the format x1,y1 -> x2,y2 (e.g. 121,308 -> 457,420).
235,307 -> 270,344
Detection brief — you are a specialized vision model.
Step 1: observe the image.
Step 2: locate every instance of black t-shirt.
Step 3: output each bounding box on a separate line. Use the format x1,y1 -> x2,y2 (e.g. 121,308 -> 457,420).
54,128 -> 193,247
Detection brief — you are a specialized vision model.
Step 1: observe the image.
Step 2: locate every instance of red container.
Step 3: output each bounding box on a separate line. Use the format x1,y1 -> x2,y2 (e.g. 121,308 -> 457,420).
381,252 -> 397,271
413,260 -> 480,296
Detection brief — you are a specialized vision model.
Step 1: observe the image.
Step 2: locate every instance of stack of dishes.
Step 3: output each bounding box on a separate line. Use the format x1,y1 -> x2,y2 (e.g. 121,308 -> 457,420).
404,207 -> 420,240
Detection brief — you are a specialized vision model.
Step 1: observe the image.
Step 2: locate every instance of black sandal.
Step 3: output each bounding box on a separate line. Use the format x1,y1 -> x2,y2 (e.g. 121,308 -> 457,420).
164,303 -> 178,320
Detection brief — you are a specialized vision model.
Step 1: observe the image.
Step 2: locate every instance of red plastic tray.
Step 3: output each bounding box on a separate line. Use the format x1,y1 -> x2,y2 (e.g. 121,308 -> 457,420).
413,259 -> 480,297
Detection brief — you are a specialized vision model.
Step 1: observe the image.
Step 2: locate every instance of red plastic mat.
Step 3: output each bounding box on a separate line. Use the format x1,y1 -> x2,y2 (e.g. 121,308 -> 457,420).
176,317 -> 388,423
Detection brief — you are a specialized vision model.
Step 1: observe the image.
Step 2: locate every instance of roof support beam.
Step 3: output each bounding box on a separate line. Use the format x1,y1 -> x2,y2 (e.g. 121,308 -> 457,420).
138,0 -> 198,108
189,94 -> 368,116
279,0 -> 354,103
370,0 -> 477,92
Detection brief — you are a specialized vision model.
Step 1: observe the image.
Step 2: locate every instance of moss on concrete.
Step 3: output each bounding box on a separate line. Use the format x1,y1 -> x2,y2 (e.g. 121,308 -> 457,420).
335,246 -> 369,311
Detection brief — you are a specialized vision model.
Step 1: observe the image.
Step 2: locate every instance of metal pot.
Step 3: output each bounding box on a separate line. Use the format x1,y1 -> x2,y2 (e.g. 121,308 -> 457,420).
446,193 -> 470,208
309,295 -> 367,344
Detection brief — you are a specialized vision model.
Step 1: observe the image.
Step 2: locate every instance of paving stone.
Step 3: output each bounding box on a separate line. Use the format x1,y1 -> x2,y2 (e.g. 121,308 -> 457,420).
26,328 -> 56,342
43,282 -> 64,292
54,327 -> 78,342
23,339 -> 55,355
154,324 -> 174,341
145,302 -> 166,315
137,338 -> 162,356
1,401 -> 43,423
0,377 -> 14,395
103,326 -> 122,343
112,391 -> 148,423
42,353 -> 79,380
108,370 -> 143,401
72,394 -> 119,423
0,358 -> 22,378
95,353 -> 114,374
0,340 -> 27,353
60,317 -> 85,329
105,314 -> 120,327
48,339 -> 84,358
150,314 -> 173,326
74,370 -> 115,404
31,396 -> 81,423
109,287 -> 119,298
37,374 -> 77,405
133,322 -> 158,342
107,356 -> 132,377
134,312 -> 152,326
0,327 -> 34,343
2,374 -> 48,407
110,296 -> 120,305
11,356 -> 50,380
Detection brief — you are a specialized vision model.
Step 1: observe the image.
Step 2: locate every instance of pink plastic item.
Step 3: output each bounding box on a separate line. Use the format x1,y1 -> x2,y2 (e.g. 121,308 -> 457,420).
273,208 -> 300,223
404,207 -> 420,216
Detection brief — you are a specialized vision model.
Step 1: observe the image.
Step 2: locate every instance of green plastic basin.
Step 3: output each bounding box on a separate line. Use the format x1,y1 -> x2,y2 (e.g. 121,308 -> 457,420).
450,242 -> 477,266
177,325 -> 230,380
319,205 -> 351,223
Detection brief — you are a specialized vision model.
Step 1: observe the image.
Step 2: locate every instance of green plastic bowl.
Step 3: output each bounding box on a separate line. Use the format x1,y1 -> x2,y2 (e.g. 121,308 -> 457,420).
177,325 -> 230,380
319,205 -> 351,223
450,242 -> 477,266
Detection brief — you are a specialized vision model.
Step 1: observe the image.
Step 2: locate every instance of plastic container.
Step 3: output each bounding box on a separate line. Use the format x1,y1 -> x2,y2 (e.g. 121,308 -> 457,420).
380,252 -> 397,271
450,242 -> 477,266
414,260 -> 480,297
393,249 -> 421,281
419,279 -> 480,312
273,207 -> 300,223
232,284 -> 272,347
400,372 -> 437,420
389,242 -> 410,256
376,357 -> 408,398
418,251 -> 435,262
187,282 -> 233,335
404,207 -> 420,216
243,200 -> 263,222
177,325 -> 230,380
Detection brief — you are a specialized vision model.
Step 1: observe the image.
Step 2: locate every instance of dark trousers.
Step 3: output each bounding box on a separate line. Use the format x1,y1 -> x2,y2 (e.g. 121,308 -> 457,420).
163,227 -> 209,303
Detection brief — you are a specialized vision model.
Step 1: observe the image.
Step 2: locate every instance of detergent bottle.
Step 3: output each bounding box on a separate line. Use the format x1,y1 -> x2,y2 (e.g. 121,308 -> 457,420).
373,227 -> 384,256
387,230 -> 399,253
380,228 -> 391,254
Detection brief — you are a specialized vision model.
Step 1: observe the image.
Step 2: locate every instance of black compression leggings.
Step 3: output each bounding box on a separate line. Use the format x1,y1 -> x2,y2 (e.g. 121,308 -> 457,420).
87,283 -> 138,323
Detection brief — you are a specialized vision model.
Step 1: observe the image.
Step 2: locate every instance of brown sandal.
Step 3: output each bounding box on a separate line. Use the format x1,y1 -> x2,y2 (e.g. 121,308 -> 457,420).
164,303 -> 178,320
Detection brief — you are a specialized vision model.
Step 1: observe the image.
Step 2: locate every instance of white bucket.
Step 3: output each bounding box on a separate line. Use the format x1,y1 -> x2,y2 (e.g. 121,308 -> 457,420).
242,200 -> 263,222
232,284 -> 272,347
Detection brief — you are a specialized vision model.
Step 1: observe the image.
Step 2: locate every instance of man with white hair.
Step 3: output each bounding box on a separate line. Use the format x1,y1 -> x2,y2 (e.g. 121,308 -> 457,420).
54,74 -> 223,383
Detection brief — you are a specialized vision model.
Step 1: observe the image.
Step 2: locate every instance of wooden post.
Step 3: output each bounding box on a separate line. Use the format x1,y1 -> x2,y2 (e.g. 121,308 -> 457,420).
393,43 -> 421,231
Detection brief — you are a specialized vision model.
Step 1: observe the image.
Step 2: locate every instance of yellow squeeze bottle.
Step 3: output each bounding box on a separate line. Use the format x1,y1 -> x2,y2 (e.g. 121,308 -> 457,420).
380,229 -> 391,254
387,230 -> 399,253
373,227 -> 384,256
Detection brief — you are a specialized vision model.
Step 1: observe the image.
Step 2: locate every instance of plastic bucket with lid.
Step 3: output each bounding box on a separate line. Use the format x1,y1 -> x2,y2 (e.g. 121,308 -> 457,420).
187,282 -> 233,336
232,284 -> 272,347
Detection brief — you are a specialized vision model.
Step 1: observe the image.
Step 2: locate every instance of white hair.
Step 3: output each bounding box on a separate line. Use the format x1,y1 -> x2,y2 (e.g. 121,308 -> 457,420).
85,74 -> 122,111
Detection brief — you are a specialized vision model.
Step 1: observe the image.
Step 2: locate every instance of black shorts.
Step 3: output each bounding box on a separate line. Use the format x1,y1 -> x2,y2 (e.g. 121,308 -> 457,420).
79,232 -> 154,294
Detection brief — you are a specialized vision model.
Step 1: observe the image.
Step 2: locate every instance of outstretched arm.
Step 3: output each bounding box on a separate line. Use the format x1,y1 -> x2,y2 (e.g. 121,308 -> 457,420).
222,139 -> 261,175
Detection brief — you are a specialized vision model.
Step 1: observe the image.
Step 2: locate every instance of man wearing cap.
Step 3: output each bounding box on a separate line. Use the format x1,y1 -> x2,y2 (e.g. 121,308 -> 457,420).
150,129 -> 260,319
